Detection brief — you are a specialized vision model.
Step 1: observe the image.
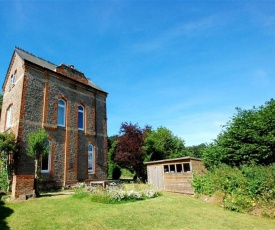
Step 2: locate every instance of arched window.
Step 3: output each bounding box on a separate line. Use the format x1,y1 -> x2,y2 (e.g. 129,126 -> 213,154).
78,105 -> 84,130
58,99 -> 66,127
41,140 -> 51,173
88,144 -> 95,173
5,104 -> 13,130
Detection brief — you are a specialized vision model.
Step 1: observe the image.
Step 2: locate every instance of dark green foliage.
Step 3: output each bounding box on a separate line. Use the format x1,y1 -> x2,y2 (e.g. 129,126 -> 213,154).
0,133 -> 18,192
112,166 -> 121,180
107,136 -> 124,180
27,129 -> 49,159
202,99 -> 275,168
144,126 -> 186,161
192,164 -> 275,216
185,143 -> 207,158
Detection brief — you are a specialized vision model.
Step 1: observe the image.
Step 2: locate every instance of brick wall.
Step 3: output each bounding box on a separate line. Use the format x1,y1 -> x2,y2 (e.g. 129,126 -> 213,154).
11,175 -> 34,199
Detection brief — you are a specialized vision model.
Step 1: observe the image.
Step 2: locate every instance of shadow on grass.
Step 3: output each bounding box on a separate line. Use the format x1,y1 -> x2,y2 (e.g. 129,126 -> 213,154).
38,192 -> 74,198
0,198 -> 13,230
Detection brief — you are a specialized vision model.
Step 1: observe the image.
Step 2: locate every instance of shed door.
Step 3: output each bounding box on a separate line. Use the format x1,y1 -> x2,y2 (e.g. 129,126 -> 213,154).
148,165 -> 164,190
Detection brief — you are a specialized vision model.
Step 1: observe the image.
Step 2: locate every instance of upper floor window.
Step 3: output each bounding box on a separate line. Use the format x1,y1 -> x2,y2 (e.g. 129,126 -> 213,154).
5,105 -> 13,130
57,99 -> 66,127
88,144 -> 95,173
41,140 -> 51,173
78,105 -> 84,130
11,74 -> 16,85
10,70 -> 17,87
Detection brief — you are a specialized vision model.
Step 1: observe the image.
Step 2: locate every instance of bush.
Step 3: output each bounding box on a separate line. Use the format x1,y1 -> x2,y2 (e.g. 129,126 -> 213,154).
192,164 -> 275,217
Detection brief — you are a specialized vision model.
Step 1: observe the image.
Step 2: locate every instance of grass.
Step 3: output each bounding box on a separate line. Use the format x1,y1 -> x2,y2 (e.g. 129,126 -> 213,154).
1,192 -> 275,230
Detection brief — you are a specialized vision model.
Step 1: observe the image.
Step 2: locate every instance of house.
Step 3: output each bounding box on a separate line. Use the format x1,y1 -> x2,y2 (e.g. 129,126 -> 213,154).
145,157 -> 205,194
0,47 -> 108,198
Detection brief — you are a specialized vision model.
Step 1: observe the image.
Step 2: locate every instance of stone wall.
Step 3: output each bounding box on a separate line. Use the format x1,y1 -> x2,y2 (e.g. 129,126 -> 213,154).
1,51 -> 108,192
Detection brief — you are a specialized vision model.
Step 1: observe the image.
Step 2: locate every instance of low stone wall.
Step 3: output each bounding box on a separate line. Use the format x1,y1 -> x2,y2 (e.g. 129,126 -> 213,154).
12,175 -> 34,199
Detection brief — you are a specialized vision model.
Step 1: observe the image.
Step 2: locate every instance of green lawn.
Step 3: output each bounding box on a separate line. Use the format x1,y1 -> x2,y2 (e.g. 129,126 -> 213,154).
1,192 -> 275,230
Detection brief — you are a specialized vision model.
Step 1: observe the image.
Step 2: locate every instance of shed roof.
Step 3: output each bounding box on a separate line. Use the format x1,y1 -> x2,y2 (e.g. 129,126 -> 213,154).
144,156 -> 202,165
13,47 -> 106,93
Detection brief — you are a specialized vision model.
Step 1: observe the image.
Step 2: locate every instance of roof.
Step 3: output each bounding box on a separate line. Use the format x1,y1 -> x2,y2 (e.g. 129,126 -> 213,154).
13,47 -> 106,93
15,47 -> 57,71
144,156 -> 202,165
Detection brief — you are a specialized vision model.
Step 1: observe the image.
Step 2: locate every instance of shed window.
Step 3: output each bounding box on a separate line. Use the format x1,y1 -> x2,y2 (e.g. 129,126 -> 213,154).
176,164 -> 183,173
170,164 -> 175,173
183,163 -> 190,172
57,99 -> 66,127
164,165 -> 169,173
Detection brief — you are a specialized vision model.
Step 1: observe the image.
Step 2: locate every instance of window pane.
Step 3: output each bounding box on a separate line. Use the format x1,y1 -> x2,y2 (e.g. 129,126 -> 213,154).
78,110 -> 84,130
42,141 -> 50,172
88,145 -> 93,152
78,106 -> 83,111
164,165 -> 169,173
183,163 -> 190,172
170,164 -> 175,173
58,106 -> 65,126
88,154 -> 93,170
176,164 -> 182,173
58,100 -> 65,106
41,155 -> 49,170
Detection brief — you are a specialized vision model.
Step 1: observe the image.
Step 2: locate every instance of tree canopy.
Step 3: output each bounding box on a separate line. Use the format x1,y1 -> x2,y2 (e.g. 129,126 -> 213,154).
114,122 -> 147,178
144,126 -> 186,161
27,129 -> 49,196
202,99 -> 275,168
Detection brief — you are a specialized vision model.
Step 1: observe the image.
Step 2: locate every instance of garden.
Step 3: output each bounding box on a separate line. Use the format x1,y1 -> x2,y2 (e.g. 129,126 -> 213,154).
1,184 -> 275,230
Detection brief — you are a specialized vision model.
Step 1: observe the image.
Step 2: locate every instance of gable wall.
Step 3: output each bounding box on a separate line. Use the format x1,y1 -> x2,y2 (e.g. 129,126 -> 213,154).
0,53 -> 25,136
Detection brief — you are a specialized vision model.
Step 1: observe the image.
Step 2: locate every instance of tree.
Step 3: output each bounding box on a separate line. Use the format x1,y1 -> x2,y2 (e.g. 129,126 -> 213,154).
144,126 -> 186,161
202,99 -> 275,168
27,129 -> 48,196
107,135 -> 121,179
185,143 -> 207,158
0,132 -> 18,192
114,122 -> 146,179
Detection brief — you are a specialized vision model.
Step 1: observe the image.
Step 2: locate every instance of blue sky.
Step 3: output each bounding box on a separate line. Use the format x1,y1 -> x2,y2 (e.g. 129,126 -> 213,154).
1,1 -> 275,146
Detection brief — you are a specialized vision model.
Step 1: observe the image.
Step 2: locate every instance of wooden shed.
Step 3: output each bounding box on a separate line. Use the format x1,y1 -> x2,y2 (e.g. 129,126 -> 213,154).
145,157 -> 206,194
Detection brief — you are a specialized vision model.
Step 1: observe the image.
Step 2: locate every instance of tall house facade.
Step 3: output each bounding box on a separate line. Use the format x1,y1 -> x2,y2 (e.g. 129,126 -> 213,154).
0,48 -> 108,190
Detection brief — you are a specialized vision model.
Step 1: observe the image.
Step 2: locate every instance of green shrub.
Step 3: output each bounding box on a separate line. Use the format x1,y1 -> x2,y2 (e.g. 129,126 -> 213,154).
192,164 -> 275,217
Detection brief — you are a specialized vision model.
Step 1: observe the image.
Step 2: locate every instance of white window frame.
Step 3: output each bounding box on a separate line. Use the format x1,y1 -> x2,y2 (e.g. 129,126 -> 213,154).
88,144 -> 95,173
41,140 -> 51,173
78,105 -> 84,130
57,99 -> 66,127
5,105 -> 13,130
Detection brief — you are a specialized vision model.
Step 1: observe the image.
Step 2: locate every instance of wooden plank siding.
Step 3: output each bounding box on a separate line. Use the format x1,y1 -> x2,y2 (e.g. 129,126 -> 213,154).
145,157 -> 206,195
163,172 -> 193,194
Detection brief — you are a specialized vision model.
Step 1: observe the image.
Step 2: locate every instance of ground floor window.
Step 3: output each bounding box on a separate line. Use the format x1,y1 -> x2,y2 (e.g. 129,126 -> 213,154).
88,144 -> 95,173
41,141 -> 51,173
